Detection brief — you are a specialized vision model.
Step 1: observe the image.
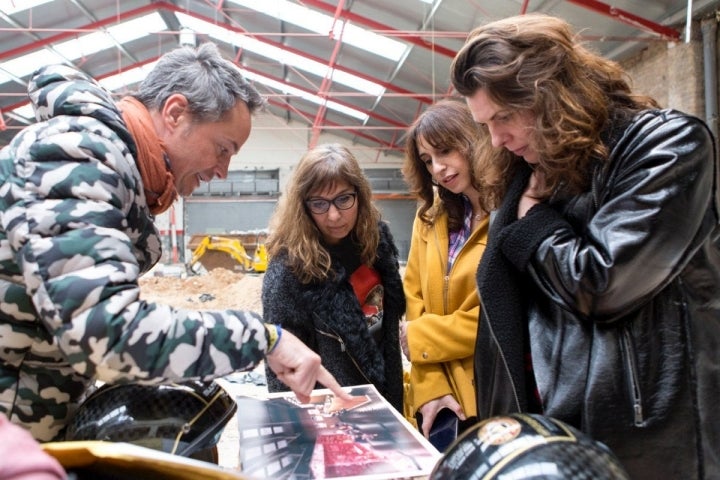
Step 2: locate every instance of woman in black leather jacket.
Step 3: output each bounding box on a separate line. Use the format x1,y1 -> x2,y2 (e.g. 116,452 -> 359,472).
450,13 -> 720,480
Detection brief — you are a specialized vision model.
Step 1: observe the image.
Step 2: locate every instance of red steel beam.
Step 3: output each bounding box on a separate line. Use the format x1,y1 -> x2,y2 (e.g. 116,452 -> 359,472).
567,0 -> 680,41
309,0 -> 346,148
297,0 -> 458,58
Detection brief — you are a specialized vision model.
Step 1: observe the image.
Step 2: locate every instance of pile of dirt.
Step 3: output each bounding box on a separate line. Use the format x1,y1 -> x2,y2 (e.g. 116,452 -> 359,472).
138,267 -> 264,314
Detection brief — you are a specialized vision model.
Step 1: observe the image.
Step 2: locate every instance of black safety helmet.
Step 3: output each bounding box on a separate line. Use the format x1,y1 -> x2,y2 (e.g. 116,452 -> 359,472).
65,380 -> 237,462
430,413 -> 630,480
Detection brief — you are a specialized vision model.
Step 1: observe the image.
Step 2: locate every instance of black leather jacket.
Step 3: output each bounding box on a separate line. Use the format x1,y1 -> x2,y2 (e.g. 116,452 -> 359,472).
475,109 -> 720,480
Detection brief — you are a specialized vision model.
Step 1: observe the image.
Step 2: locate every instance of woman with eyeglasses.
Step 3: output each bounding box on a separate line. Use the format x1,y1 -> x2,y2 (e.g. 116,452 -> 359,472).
262,143 -> 405,412
401,99 -> 489,451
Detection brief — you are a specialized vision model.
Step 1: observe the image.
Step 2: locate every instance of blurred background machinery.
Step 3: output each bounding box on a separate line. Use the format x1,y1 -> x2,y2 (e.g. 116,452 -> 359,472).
187,232 -> 268,275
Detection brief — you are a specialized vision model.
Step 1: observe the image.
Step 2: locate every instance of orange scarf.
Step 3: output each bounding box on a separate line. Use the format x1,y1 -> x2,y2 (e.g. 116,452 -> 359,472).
117,96 -> 178,215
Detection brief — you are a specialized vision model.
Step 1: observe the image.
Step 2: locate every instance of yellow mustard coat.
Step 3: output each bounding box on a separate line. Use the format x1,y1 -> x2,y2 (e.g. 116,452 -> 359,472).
403,208 -> 488,422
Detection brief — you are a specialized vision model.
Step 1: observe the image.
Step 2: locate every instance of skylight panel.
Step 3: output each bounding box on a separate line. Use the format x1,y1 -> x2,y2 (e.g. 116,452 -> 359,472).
226,0 -> 406,61
0,13 -> 168,89
334,22 -> 405,62
99,62 -> 157,91
8,62 -> 157,121
243,70 -> 369,122
178,15 -> 233,44
106,13 -> 168,43
177,13 -> 385,97
8,104 -> 34,121
0,0 -> 53,15
53,31 -> 116,58
53,13 -> 167,60
0,48 -> 66,80
244,37 -> 329,78
332,70 -> 385,97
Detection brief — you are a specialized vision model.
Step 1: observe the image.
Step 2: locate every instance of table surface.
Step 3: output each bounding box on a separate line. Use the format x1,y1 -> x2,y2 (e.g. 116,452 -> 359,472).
213,363 -> 432,480
215,369 -> 268,472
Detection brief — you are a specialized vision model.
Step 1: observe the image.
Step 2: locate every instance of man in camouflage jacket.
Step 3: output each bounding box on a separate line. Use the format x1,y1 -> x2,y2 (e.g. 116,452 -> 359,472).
0,43 -> 346,442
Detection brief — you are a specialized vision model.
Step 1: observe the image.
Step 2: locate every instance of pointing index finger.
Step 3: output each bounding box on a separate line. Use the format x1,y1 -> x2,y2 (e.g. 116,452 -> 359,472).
316,365 -> 353,400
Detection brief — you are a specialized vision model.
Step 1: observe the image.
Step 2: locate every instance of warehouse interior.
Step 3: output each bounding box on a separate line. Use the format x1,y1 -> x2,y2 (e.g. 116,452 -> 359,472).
2,0 -> 720,263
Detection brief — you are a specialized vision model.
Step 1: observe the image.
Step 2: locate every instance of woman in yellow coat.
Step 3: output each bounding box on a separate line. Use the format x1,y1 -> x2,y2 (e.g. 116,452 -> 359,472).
401,99 -> 489,451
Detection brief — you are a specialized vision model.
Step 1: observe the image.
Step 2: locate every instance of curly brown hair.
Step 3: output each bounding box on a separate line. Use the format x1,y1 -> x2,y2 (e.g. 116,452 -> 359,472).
402,99 -> 488,232
266,143 -> 382,284
450,13 -> 659,208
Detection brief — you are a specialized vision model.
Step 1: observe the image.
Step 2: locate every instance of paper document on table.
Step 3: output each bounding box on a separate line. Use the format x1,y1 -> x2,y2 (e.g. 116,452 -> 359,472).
235,384 -> 441,479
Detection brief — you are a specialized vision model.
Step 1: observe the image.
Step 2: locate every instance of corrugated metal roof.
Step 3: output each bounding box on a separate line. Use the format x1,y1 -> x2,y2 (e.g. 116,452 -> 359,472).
1,0 -> 718,158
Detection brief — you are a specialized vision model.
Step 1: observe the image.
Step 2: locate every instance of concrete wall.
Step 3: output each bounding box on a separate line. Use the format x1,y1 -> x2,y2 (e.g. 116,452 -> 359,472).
228,113 -> 405,193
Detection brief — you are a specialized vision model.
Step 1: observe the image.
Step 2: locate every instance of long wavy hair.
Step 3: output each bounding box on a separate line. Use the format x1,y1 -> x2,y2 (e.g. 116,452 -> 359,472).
266,143 -> 382,284
450,13 -> 659,208
402,99 -> 487,232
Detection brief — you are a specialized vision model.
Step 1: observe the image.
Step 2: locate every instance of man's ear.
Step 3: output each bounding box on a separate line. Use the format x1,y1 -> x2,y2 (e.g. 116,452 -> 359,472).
162,93 -> 189,130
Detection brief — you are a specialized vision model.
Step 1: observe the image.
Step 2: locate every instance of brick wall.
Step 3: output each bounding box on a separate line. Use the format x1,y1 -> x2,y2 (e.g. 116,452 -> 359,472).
621,20 -> 710,120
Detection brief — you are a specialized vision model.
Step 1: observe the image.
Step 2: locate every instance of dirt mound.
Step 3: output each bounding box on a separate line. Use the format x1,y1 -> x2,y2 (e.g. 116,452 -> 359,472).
138,267 -> 264,314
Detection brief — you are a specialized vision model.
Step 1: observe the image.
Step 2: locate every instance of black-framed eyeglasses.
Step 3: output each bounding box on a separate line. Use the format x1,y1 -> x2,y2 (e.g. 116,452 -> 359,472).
305,192 -> 357,214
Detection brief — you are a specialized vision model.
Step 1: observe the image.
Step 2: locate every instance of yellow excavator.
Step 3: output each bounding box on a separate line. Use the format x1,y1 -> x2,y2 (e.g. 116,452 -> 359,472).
188,235 -> 268,274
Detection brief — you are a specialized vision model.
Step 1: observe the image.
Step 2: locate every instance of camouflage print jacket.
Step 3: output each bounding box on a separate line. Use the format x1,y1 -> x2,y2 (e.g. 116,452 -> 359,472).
0,65 -> 269,441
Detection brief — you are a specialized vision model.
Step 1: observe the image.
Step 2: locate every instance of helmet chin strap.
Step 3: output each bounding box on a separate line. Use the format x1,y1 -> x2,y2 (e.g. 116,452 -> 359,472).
172,388 -> 235,457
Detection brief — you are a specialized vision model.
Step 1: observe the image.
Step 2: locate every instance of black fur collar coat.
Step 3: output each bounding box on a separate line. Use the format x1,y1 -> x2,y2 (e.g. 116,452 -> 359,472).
262,222 -> 405,412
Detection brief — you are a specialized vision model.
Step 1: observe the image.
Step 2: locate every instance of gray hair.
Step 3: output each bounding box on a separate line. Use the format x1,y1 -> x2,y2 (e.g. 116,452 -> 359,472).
134,42 -> 265,122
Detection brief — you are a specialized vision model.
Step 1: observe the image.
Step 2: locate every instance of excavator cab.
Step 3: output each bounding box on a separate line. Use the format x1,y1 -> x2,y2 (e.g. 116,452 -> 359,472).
251,242 -> 269,273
